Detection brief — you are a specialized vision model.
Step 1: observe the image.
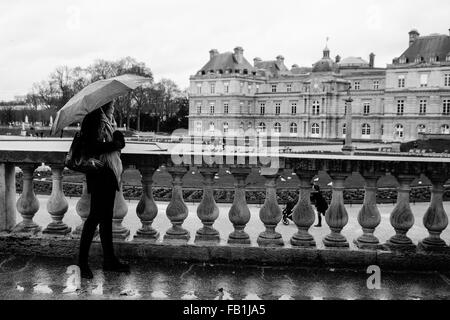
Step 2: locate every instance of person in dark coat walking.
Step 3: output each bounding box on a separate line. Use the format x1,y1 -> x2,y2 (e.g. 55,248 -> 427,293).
77,101 -> 129,279
311,184 -> 328,227
282,196 -> 297,225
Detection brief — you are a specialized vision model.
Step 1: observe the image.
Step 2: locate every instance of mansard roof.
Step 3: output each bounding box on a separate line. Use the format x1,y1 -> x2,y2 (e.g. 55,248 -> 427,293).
199,52 -> 255,73
400,33 -> 450,62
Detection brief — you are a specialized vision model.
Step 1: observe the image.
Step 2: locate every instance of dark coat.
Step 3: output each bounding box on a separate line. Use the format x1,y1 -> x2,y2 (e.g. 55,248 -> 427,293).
312,190 -> 328,213
80,110 -> 125,193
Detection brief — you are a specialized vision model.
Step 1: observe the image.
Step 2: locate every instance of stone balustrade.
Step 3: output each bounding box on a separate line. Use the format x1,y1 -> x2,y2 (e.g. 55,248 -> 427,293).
0,149 -> 449,269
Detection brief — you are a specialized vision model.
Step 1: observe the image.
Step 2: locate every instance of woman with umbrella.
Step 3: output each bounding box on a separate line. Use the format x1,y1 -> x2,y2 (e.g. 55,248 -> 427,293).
77,101 -> 128,279
51,75 -> 151,279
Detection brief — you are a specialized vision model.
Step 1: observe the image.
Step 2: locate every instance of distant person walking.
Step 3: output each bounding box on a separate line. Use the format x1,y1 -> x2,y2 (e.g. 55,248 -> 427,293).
311,184 -> 328,227
78,101 -> 129,279
282,196 -> 297,225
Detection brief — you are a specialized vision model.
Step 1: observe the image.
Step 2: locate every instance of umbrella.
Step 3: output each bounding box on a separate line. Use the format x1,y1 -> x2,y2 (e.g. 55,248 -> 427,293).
50,74 -> 151,135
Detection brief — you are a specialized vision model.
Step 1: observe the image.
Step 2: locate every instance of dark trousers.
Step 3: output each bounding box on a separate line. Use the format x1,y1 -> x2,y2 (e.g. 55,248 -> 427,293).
79,168 -> 117,265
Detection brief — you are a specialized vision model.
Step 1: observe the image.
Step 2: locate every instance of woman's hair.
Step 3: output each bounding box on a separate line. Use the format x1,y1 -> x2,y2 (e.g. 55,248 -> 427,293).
80,102 -> 111,138
313,184 -> 320,191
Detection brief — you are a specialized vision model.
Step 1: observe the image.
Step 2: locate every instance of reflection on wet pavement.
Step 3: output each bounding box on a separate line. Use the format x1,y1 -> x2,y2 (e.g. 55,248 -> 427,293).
0,255 -> 449,300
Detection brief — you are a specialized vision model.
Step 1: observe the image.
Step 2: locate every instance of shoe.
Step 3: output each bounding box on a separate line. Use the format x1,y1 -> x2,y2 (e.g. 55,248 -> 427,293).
282,217 -> 289,225
314,224 -> 322,228
103,259 -> 130,273
79,264 -> 94,279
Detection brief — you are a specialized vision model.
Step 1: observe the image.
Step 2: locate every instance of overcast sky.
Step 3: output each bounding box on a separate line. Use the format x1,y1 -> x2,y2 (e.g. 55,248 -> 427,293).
1,0 -> 449,100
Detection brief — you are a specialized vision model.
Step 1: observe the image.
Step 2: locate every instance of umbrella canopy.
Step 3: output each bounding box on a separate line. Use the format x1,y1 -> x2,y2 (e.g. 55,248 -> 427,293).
50,74 -> 151,135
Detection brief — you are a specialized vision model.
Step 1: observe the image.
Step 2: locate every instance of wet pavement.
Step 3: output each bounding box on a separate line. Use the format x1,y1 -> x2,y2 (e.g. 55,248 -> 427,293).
0,255 -> 449,300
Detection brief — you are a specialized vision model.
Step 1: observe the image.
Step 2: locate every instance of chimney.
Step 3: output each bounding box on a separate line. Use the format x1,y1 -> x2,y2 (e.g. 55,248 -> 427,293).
209,49 -> 219,60
369,53 -> 375,68
234,46 -> 244,64
409,29 -> 420,46
253,57 -> 262,67
335,55 -> 341,63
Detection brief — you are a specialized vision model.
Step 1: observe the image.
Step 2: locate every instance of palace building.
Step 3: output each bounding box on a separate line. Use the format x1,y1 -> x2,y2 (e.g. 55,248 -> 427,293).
188,29 -> 450,142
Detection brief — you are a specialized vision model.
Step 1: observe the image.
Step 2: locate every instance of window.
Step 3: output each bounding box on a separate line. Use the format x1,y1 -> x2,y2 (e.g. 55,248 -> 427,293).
441,124 -> 450,134
287,84 -> 292,93
362,123 -> 371,136
248,84 -> 252,93
311,123 -> 320,136
195,121 -> 202,133
223,122 -> 229,133
445,74 -> 450,87
256,84 -> 260,93
260,103 -> 266,115
223,103 -> 229,114
247,122 -> 252,129
247,101 -> 252,114
224,82 -> 229,93
275,102 -> 281,115
239,102 -> 244,113
196,103 -> 202,114
210,83 -> 215,94
258,122 -> 266,133
209,103 -> 215,114
197,83 -> 202,94
373,80 -> 380,90
274,123 -> 281,134
291,103 -> 297,114
419,100 -> 427,115
342,123 -> 347,135
271,84 -> 277,93
209,122 -> 215,132
354,81 -> 361,90
395,124 -> 404,138
381,124 -> 384,136
398,75 -> 406,88
397,100 -> 405,115
420,74 -> 429,87
418,124 -> 426,134
240,82 -> 244,93
312,100 -> 320,115
363,103 -> 370,115
443,100 -> 450,115
290,123 -> 298,134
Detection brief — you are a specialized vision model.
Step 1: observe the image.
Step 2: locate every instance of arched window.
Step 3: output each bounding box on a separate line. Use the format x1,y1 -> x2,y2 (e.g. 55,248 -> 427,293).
312,100 -> 320,115
362,123 -> 371,136
290,123 -> 298,134
258,122 -> 266,133
417,124 -> 426,134
223,122 -> 229,133
395,124 -> 404,138
209,122 -> 215,132
441,124 -> 450,134
274,123 -> 281,134
311,123 -> 320,137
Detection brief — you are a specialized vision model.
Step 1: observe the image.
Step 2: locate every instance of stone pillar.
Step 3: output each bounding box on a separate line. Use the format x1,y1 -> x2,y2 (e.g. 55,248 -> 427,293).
112,182 -> 130,240
419,173 -> 449,251
290,170 -> 316,247
14,164 -> 41,234
43,164 -> 71,235
164,166 -> 190,243
72,179 -> 94,238
228,168 -> 251,245
323,174 -> 349,248
195,168 -> 220,243
0,163 -> 16,232
135,166 -> 159,241
386,174 -> 416,251
354,175 -> 381,249
257,169 -> 283,247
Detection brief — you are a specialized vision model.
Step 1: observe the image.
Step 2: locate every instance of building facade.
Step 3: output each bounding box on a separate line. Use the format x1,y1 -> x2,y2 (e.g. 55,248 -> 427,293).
188,29 -> 450,142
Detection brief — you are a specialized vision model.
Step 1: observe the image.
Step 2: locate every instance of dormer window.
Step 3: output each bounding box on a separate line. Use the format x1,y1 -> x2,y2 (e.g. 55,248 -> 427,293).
243,69 -> 248,75
235,69 -> 240,74
415,56 -> 421,63
201,71 -> 206,75
399,57 -> 407,64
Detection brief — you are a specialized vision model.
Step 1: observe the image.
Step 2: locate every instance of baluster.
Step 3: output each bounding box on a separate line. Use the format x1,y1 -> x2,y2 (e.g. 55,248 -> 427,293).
72,179 -> 94,238
112,182 -> 130,240
323,173 -> 349,248
257,169 -> 283,247
354,173 -> 382,250
0,163 -> 16,232
195,168 -> 220,243
43,164 -> 71,235
290,170 -> 316,247
135,166 -> 159,241
164,166 -> 190,243
228,167 -> 251,245
386,173 -> 416,251
14,164 -> 41,234
419,170 -> 449,251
